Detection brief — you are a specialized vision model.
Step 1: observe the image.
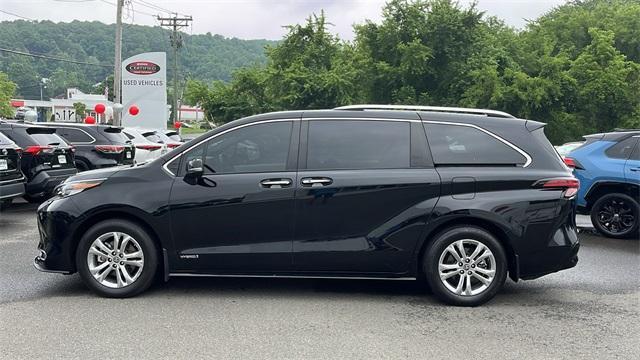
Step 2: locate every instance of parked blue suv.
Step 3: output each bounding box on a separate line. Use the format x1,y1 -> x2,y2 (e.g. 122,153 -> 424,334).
565,130 -> 640,238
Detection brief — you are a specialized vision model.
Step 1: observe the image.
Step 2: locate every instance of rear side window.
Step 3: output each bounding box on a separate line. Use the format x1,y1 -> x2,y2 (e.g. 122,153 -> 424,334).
59,128 -> 94,143
605,137 -> 637,159
307,120 -> 410,170
102,127 -> 129,143
425,123 -> 526,165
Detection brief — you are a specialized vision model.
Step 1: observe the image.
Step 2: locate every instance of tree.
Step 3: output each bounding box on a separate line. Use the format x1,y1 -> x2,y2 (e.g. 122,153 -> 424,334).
0,72 -> 17,118
73,102 -> 86,121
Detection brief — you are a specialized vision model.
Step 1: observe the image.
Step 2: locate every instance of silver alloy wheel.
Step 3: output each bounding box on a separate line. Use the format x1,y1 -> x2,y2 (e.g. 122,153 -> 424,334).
438,239 -> 496,296
86,231 -> 144,289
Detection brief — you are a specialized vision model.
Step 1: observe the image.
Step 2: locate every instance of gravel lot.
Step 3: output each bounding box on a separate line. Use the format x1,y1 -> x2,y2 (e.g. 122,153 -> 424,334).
1,200 -> 638,359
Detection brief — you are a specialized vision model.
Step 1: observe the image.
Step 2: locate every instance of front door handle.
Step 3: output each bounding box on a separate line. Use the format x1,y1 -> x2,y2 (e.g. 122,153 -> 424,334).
260,178 -> 292,188
630,168 -> 640,172
300,177 -> 333,187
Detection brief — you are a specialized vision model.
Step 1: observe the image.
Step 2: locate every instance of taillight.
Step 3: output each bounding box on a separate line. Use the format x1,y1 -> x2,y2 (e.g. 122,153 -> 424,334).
70,146 -> 76,153
534,177 -> 580,198
563,157 -> 584,170
167,143 -> 181,149
136,144 -> 162,151
95,145 -> 125,154
24,145 -> 53,155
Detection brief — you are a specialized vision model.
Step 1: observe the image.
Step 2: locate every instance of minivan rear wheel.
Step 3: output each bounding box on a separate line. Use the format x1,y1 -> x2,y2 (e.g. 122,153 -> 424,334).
76,219 -> 158,298
424,226 -> 507,306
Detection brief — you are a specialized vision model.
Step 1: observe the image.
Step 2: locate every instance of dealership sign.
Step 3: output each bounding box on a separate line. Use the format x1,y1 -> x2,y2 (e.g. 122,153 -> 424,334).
121,52 -> 167,130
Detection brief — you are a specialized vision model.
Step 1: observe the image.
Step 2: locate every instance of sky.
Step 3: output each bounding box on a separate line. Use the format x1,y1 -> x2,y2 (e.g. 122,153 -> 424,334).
1,0 -> 568,40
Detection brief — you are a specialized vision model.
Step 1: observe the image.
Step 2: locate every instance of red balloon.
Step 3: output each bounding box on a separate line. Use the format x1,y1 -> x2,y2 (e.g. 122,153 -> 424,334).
84,116 -> 96,124
128,105 -> 139,116
94,103 -> 106,114
174,121 -> 182,129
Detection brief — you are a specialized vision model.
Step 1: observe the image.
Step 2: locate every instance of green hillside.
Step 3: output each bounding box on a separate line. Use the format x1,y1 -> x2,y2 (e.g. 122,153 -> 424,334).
0,20 -> 274,99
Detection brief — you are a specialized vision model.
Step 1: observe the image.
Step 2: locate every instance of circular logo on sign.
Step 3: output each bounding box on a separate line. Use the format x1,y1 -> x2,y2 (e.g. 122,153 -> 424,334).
125,61 -> 161,75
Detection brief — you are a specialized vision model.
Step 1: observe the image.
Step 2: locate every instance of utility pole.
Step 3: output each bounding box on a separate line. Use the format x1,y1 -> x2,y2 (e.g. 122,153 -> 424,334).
113,0 -> 124,126
157,14 -> 192,125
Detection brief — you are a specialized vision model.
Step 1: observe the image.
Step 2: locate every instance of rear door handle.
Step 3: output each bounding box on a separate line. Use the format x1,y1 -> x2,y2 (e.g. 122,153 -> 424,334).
300,177 -> 333,187
630,168 -> 640,172
260,178 -> 292,188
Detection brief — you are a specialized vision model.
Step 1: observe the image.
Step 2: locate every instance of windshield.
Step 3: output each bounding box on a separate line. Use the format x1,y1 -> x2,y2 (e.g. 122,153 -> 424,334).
0,132 -> 14,145
143,131 -> 163,143
28,132 -> 68,146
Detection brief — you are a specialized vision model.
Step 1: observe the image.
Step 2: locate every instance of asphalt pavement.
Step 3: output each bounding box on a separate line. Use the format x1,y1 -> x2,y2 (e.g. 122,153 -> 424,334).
1,200 -> 638,359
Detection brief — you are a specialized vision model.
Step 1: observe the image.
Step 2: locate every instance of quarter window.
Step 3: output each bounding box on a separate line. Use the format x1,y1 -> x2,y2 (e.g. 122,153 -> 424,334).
306,120 -> 411,170
59,128 -> 93,143
425,123 -> 526,165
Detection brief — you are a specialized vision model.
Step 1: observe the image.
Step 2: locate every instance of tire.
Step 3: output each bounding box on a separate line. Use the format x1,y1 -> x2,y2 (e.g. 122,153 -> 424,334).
0,199 -> 12,211
23,194 -> 46,204
76,219 -> 158,298
590,193 -> 639,239
74,159 -> 90,172
423,226 -> 507,306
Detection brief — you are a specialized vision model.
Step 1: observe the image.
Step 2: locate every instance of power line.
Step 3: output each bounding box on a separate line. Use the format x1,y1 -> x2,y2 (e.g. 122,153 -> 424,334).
0,9 -> 35,21
133,0 -> 174,15
0,47 -> 113,68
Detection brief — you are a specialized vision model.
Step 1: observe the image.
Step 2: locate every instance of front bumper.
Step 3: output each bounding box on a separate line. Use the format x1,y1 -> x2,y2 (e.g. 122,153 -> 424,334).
35,196 -> 82,273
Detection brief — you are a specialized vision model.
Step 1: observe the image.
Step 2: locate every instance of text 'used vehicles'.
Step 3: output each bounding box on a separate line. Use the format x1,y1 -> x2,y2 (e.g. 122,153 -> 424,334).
36,105 -> 580,306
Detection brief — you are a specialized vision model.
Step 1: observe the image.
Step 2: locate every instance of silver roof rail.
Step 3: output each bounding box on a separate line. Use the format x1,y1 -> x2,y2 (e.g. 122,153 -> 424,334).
334,104 -> 515,118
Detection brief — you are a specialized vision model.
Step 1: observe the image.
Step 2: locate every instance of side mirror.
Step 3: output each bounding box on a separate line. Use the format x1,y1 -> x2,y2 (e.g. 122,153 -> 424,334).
186,158 -> 204,176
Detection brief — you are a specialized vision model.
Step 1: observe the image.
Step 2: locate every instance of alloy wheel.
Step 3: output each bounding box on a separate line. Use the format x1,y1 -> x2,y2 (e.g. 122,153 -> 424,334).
596,197 -> 636,235
86,231 -> 145,288
438,239 -> 496,296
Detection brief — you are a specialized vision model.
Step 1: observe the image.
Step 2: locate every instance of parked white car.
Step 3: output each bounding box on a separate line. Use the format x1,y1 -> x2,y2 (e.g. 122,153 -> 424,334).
154,131 -> 183,150
122,128 -> 167,164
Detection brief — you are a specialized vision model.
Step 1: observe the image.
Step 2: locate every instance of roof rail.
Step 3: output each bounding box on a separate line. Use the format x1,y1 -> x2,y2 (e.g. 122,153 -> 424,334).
334,104 -> 515,118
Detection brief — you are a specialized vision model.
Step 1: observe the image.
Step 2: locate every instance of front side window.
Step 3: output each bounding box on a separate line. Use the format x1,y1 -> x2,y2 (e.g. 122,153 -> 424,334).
306,120 -> 410,170
425,123 -> 526,165
183,121 -> 292,175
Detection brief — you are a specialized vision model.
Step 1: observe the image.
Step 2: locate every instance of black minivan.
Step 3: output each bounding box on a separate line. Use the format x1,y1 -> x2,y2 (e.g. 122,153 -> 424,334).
35,106 -> 580,306
0,121 -> 77,202
42,123 -> 135,171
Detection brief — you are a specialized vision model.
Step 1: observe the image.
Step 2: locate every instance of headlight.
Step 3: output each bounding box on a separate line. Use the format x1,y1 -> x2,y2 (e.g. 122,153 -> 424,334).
55,179 -> 105,197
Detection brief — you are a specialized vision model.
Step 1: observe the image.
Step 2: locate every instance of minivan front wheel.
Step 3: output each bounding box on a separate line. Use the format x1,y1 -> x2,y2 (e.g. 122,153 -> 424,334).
424,226 -> 507,306
76,219 -> 158,297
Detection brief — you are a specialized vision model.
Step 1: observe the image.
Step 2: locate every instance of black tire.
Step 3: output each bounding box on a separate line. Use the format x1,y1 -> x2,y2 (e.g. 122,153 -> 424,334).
423,226 -> 507,306
0,199 -> 12,211
76,219 -> 158,298
23,194 -> 46,204
74,159 -> 90,172
590,193 -> 639,239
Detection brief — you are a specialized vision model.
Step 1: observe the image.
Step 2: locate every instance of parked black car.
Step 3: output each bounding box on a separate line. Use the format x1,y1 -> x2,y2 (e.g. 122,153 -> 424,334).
0,131 -> 26,208
42,123 -> 135,172
35,105 -> 580,306
0,121 -> 77,202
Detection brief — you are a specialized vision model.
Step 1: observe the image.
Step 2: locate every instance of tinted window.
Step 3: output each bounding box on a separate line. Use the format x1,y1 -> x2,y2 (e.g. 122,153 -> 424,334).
28,131 -> 67,146
187,121 -> 292,174
166,132 -> 182,141
425,123 -> 526,165
102,127 -> 129,143
307,120 -> 410,170
605,137 -> 638,159
60,128 -> 93,143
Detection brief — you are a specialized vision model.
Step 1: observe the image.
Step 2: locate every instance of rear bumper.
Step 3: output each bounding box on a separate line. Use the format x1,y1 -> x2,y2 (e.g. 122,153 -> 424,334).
0,176 -> 26,200
520,242 -> 579,280
26,168 -> 77,196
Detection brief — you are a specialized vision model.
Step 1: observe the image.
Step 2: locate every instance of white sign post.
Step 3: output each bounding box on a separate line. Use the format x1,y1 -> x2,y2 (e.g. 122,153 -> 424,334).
121,52 -> 167,130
